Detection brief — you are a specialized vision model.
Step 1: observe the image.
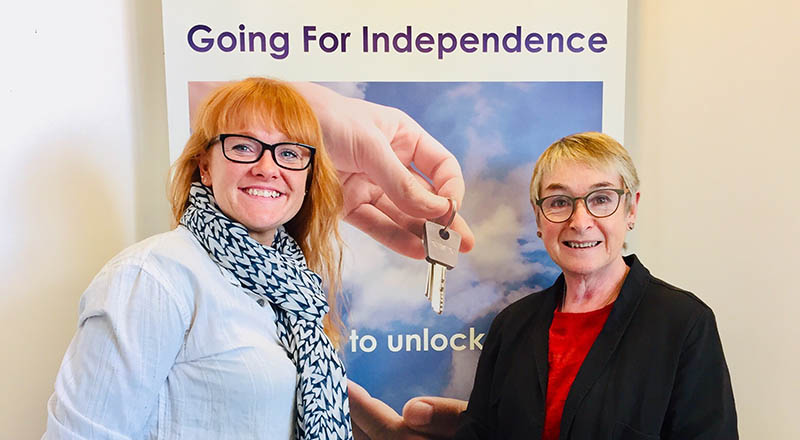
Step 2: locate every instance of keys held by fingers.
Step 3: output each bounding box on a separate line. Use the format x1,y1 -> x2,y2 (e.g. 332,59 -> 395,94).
423,203 -> 461,315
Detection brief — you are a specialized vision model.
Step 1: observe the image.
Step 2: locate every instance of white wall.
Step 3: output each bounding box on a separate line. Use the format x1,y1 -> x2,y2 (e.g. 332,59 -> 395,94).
1,0 -> 797,438
626,1 -> 800,438
0,1 -> 169,438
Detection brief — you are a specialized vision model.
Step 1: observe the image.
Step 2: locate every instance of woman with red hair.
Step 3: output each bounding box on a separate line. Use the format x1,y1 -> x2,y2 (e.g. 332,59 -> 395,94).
46,78 -> 351,439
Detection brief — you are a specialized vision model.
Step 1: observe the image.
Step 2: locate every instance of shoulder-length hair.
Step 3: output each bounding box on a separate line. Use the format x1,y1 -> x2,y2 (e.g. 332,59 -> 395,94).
168,77 -> 345,347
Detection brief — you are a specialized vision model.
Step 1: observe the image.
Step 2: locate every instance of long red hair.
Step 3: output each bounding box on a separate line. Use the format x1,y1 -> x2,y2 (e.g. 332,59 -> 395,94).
168,78 -> 345,347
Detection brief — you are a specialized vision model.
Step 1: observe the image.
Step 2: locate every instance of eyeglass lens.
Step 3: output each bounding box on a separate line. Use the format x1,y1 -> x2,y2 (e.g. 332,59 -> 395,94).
222,135 -> 312,170
540,189 -> 622,222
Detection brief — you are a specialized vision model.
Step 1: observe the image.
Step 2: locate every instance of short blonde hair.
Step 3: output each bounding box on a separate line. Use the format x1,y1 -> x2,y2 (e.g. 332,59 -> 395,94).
530,132 -> 640,211
168,77 -> 346,348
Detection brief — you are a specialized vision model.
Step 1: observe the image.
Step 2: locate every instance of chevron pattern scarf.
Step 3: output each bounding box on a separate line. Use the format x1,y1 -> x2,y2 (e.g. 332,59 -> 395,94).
181,183 -> 352,439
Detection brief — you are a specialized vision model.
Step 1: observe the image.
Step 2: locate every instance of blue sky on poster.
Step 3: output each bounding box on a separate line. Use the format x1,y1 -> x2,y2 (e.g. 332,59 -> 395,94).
326,81 -> 602,410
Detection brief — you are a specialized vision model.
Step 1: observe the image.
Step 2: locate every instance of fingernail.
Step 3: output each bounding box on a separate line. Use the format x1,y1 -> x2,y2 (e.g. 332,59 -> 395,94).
405,401 -> 433,426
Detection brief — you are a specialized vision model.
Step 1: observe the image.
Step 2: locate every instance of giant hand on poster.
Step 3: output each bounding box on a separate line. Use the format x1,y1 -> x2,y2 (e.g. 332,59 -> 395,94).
349,380 -> 467,439
162,0 -> 627,437
293,81 -> 475,259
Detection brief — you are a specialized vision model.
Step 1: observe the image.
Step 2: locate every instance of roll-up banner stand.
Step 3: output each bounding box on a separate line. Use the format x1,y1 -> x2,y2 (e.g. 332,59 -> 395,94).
162,0 -> 627,409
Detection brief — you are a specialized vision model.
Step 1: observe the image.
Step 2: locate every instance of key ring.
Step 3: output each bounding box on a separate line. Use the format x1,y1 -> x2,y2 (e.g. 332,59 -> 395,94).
439,198 -> 457,239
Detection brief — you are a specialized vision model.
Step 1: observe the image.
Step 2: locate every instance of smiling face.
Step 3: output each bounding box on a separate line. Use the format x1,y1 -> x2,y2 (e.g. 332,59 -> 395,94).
198,126 -> 310,246
536,160 -> 639,281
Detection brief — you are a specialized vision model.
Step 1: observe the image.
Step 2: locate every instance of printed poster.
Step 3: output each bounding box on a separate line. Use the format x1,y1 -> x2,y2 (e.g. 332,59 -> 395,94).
162,0 -> 626,410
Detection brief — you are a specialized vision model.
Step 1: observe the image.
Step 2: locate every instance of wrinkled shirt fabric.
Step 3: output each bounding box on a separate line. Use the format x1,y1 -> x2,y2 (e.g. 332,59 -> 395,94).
44,227 -> 296,439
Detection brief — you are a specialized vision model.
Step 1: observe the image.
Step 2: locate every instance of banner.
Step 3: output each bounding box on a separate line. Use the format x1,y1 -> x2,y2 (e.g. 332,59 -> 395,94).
162,0 -> 627,411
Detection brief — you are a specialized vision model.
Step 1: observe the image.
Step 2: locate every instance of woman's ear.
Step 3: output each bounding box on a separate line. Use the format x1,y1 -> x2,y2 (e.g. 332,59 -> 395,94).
198,152 -> 212,186
531,199 -> 543,229
627,191 -> 641,222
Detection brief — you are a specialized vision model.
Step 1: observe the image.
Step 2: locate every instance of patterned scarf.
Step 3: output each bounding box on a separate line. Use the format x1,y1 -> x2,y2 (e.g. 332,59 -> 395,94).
181,183 -> 352,440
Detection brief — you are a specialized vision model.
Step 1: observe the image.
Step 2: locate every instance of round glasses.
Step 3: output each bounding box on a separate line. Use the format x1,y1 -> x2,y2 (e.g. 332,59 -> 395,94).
535,188 -> 628,223
209,134 -> 316,171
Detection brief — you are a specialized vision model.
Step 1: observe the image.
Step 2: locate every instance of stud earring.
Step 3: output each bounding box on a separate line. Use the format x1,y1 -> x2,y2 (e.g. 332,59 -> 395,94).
627,223 -> 635,231
536,231 -> 542,238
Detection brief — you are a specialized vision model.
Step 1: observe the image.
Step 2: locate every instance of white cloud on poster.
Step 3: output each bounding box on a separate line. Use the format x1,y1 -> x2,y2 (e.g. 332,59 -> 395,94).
462,127 -> 506,180
471,97 -> 494,126
445,83 -> 480,99
340,224 -> 431,328
442,348 -> 481,399
444,278 -> 502,323
506,163 -> 546,252
468,205 -> 531,282
448,86 -> 504,179
445,265 -> 548,323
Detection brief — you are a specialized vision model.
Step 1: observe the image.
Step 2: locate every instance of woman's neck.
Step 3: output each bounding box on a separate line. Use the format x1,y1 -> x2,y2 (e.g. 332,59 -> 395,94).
250,228 -> 277,247
561,258 -> 629,313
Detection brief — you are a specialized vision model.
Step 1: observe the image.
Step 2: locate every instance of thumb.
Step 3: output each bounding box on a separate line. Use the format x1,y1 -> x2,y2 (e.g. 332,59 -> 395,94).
402,396 -> 468,438
355,131 -> 453,219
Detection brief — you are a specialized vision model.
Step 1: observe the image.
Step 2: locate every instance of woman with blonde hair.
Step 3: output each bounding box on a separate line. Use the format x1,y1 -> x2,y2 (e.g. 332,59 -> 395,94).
456,132 -> 737,439
45,78 -> 352,439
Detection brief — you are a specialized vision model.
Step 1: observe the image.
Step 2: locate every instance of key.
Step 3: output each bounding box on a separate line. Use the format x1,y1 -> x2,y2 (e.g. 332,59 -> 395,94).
426,263 -> 446,314
423,220 -> 461,314
425,262 -> 432,301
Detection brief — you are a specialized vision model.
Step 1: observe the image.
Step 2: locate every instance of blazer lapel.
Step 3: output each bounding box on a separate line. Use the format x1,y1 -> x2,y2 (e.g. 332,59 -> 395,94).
559,255 -> 650,439
532,276 -> 564,401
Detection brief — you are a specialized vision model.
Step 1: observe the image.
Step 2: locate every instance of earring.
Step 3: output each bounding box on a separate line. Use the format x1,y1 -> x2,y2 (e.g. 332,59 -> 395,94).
627,222 -> 635,231
536,231 -> 542,238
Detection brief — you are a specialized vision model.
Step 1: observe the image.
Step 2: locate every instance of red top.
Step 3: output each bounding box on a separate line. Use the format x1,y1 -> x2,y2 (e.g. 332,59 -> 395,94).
542,302 -> 614,440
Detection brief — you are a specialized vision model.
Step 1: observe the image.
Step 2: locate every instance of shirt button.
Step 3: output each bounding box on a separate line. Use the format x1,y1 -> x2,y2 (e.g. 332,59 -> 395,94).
257,298 -> 266,307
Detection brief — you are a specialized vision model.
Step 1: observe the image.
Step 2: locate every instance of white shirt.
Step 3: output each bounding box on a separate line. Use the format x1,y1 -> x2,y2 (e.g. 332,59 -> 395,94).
45,227 -> 297,439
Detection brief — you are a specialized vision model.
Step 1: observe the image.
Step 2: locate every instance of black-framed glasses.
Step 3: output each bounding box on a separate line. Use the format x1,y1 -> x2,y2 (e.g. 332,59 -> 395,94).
535,188 -> 628,223
208,134 -> 316,171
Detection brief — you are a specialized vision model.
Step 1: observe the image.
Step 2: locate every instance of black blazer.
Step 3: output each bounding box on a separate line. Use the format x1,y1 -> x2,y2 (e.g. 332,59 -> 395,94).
456,255 -> 737,440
